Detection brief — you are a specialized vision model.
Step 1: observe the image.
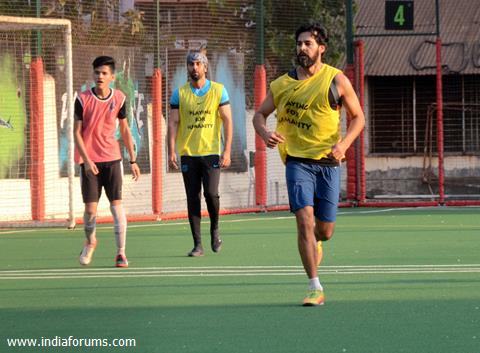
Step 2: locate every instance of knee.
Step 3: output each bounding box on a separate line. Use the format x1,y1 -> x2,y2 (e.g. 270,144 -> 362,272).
186,190 -> 201,201
296,221 -> 314,242
315,228 -> 334,241
296,218 -> 310,234
84,211 -> 96,223
203,190 -> 219,202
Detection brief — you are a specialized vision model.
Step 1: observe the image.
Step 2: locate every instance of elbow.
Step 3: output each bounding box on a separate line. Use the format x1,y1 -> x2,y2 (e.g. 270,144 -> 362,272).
252,114 -> 265,132
360,115 -> 366,129
353,112 -> 366,129
120,126 -> 131,137
73,133 -> 80,145
167,123 -> 176,134
252,113 -> 261,126
357,115 -> 365,128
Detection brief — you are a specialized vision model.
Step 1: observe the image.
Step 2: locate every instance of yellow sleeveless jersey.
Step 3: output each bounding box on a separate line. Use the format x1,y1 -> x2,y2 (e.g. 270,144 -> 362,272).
177,81 -> 224,156
270,64 -> 342,163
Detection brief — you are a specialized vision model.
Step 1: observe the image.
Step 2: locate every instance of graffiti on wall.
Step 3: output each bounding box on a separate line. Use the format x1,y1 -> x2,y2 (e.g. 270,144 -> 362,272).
0,54 -> 26,179
59,90 -> 75,175
215,55 -> 247,163
115,68 -> 147,168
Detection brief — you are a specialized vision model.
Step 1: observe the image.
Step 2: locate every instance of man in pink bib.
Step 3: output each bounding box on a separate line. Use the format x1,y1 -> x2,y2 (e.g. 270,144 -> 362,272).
74,56 -> 140,268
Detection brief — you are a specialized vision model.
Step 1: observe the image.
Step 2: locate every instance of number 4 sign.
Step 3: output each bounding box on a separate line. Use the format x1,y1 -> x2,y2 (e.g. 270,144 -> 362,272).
385,1 -> 414,30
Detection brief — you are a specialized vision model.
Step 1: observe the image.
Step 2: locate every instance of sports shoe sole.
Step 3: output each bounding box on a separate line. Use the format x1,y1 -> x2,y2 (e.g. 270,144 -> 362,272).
188,251 -> 204,257
302,301 -> 325,307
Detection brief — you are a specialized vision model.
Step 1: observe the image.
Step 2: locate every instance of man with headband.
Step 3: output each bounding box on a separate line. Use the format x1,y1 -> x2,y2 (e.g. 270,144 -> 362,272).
253,23 -> 364,306
168,49 -> 233,257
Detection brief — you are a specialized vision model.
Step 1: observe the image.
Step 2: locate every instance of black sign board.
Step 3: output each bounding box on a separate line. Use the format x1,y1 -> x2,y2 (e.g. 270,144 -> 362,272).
385,1 -> 414,30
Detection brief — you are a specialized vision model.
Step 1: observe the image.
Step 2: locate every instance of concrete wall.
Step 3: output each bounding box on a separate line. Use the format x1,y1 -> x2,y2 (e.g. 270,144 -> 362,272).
365,156 -> 480,198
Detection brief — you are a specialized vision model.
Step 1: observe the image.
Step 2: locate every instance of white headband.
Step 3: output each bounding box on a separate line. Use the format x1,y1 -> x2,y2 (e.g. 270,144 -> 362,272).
186,52 -> 208,66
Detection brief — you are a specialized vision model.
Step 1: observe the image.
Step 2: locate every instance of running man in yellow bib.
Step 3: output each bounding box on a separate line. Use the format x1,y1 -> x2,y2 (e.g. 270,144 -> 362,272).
168,49 -> 233,257
253,23 -> 365,306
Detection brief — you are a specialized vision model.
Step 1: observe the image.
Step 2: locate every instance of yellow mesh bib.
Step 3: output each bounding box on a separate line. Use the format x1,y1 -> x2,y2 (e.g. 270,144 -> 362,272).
270,64 -> 341,163
177,81 -> 223,156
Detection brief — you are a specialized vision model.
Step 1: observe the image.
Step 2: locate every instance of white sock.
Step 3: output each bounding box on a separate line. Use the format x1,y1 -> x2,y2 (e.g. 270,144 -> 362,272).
110,204 -> 127,255
83,212 -> 97,244
309,277 -> 323,291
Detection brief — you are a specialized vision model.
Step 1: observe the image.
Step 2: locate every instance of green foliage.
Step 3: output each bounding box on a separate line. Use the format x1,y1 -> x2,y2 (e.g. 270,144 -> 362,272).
0,1 -> 147,47
204,0 -> 254,53
264,0 -> 346,72
203,0 -> 347,77
0,1 -> 36,16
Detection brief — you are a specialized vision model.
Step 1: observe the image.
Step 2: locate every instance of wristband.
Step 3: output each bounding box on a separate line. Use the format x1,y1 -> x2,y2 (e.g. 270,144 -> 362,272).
129,161 -> 137,164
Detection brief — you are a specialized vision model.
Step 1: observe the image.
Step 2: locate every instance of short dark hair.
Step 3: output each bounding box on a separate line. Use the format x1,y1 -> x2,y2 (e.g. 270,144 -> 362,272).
295,23 -> 329,46
92,56 -> 116,72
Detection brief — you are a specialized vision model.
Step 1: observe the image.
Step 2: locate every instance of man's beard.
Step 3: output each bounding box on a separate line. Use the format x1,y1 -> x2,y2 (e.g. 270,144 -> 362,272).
296,51 -> 318,68
189,72 -> 200,81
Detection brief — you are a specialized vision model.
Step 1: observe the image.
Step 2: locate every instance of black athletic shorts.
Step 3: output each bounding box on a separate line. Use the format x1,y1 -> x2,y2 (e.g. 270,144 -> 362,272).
80,160 -> 123,203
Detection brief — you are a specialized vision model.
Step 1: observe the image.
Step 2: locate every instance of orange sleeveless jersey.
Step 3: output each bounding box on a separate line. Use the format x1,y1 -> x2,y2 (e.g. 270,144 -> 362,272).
74,88 -> 126,164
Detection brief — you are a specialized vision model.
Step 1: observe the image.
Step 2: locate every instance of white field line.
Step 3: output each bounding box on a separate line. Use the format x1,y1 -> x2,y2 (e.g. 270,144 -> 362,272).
2,269 -> 480,280
0,229 -> 40,235
1,264 -> 480,280
2,263 -> 480,273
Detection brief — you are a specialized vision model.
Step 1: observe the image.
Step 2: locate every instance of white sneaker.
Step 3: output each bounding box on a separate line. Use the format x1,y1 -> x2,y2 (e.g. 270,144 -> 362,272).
79,242 -> 97,266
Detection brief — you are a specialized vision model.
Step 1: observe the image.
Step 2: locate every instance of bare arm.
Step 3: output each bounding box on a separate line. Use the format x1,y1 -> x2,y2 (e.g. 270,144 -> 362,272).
119,118 -> 140,181
167,108 -> 180,169
219,104 -> 233,168
331,73 -> 365,160
252,91 -> 285,148
73,120 -> 99,175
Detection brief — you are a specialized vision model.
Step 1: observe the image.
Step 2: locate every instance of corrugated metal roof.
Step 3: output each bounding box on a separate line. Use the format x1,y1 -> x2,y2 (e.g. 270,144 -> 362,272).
355,0 -> 480,76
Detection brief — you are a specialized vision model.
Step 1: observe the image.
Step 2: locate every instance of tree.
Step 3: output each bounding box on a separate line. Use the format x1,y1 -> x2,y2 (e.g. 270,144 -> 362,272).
263,0 -> 346,77
42,0 -> 146,47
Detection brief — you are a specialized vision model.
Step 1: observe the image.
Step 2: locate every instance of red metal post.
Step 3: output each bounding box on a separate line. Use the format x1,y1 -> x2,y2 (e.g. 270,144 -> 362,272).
30,58 -> 45,221
254,65 -> 267,207
436,38 -> 445,204
355,40 -> 366,203
344,63 -> 357,201
152,68 -> 163,215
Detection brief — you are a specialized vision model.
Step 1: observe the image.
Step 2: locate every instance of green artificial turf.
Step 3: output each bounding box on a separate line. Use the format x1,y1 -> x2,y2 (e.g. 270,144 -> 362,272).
1,207 -> 479,353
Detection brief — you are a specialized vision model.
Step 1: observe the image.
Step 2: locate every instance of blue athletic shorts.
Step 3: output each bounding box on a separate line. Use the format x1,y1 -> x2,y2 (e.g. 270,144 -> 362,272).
285,160 -> 341,222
